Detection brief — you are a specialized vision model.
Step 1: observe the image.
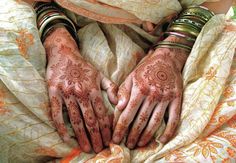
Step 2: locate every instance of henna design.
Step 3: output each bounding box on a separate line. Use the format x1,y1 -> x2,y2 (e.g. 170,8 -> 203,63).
139,112 -> 149,123
60,60 -> 90,86
50,96 -> 69,138
50,96 -> 61,119
93,97 -> 106,118
67,101 -> 82,125
114,37 -> 188,147
134,59 -> 177,102
44,27 -> 115,152
144,61 -> 175,91
58,44 -> 75,56
83,109 -> 96,127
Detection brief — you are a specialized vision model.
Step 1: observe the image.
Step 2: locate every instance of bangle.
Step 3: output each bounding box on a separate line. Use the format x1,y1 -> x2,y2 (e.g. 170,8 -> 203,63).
164,32 -> 196,42
154,41 -> 192,52
34,2 -> 79,45
174,18 -> 203,30
38,14 -> 76,39
153,5 -> 214,55
180,6 -> 214,23
169,24 -> 200,37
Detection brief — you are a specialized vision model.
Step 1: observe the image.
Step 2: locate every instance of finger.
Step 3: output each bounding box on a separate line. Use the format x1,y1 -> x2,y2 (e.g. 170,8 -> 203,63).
159,96 -> 182,144
138,101 -> 169,147
48,87 -> 70,142
142,21 -> 154,32
113,87 -> 145,144
101,73 -> 118,105
77,99 -> 103,153
113,108 -> 122,130
116,75 -> 133,111
126,96 -> 158,149
63,96 -> 91,152
91,92 -> 111,147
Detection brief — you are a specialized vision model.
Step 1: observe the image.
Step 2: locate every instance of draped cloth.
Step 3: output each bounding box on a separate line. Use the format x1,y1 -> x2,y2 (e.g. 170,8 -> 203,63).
0,0 -> 236,162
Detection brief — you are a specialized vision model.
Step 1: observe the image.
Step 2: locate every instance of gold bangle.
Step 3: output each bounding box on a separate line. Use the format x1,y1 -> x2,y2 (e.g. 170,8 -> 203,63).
157,41 -> 192,51
174,18 -> 203,29
180,15 -> 206,25
169,24 -> 199,37
172,22 -> 201,31
180,6 -> 214,23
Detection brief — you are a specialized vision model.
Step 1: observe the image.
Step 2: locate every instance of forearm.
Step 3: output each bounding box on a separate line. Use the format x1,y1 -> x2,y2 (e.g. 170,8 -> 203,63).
202,0 -> 233,14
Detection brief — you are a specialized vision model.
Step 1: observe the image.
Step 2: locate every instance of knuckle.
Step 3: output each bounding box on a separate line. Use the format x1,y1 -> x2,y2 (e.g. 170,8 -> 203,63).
165,132 -> 173,139
137,85 -> 149,95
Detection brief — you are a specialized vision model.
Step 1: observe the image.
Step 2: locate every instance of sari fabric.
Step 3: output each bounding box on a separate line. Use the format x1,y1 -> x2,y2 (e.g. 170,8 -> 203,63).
1,0 -> 236,162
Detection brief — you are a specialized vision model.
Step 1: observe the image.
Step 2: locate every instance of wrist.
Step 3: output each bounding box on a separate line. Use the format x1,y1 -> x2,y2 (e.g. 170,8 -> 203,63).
152,36 -> 189,71
164,35 -> 194,47
44,27 -> 81,60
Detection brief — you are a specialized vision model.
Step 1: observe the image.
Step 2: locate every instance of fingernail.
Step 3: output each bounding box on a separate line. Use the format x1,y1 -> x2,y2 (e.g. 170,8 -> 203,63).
159,137 -> 167,144
116,100 -> 124,110
112,135 -> 120,144
117,100 -> 123,107
94,145 -> 103,153
127,143 -> 135,149
83,144 -> 91,153
63,135 -> 71,143
104,140 -> 110,147
138,141 -> 144,147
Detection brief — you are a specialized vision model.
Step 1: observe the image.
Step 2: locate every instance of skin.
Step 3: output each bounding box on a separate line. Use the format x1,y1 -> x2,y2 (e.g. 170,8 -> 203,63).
44,27 -> 118,153
25,0 -> 232,151
112,0 -> 233,149
112,36 -> 189,149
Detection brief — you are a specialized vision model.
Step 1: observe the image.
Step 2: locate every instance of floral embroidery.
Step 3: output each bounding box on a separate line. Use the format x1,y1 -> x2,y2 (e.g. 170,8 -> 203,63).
227,115 -> 236,129
35,147 -> 57,157
205,67 -> 217,80
226,147 -> 236,158
222,158 -> 231,163
164,149 -> 186,161
214,131 -> 236,148
0,90 -> 9,115
223,86 -> 234,98
187,139 -> 223,159
15,29 -> 34,58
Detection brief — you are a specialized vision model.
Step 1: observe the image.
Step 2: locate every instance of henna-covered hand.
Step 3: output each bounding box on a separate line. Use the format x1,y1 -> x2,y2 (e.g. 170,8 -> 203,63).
44,27 -> 118,153
112,36 -> 189,149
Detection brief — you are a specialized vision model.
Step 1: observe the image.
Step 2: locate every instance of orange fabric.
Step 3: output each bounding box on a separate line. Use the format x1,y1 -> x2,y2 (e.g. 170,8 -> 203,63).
61,148 -> 82,163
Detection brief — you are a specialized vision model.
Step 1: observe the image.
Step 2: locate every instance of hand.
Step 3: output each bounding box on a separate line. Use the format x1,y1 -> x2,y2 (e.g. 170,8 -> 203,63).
44,27 -> 118,153
112,36 -> 189,149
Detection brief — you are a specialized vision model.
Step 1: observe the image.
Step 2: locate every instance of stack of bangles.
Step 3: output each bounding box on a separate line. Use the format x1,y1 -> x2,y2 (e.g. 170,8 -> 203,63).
154,6 -> 215,52
33,2 -> 79,45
